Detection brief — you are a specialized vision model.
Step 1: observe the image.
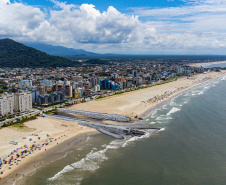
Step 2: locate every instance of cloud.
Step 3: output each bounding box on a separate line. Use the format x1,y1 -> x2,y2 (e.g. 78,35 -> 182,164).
0,0 -> 226,54
47,3 -> 142,44
0,0 -> 45,38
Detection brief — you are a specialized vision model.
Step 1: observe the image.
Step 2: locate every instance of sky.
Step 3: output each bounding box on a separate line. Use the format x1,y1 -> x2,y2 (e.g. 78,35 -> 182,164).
0,0 -> 226,54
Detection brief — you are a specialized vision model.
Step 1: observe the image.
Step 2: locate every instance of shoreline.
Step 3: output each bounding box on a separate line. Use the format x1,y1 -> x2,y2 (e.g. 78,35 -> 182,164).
69,71 -> 226,120
0,71 -> 225,184
140,73 -> 226,119
0,130 -> 97,185
189,61 -> 226,67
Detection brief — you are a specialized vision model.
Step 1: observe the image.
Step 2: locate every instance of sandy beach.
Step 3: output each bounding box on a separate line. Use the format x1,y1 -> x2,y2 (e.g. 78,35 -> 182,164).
0,117 -> 96,184
0,71 -> 225,184
70,71 -> 226,118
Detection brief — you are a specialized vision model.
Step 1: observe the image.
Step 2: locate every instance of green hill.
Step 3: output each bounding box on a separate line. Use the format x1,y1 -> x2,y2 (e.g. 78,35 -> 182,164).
84,59 -> 110,65
0,38 -> 79,68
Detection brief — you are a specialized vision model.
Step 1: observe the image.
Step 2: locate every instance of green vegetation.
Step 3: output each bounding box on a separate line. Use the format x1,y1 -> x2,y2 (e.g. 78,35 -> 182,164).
0,39 -> 79,68
96,72 -> 111,76
43,108 -> 58,114
2,115 -> 37,128
0,81 -> 9,93
84,59 -> 110,65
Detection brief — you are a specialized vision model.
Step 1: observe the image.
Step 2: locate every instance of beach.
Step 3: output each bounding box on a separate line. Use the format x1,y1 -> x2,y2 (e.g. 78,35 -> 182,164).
70,71 -> 226,118
0,117 -> 97,184
0,71 -> 225,184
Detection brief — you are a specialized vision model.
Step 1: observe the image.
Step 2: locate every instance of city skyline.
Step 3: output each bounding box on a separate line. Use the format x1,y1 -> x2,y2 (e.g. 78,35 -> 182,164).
0,0 -> 226,55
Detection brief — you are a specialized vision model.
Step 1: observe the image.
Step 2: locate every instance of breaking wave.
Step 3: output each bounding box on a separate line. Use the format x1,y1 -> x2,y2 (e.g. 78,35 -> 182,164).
156,115 -> 173,120
166,107 -> 181,116
48,132 -> 152,181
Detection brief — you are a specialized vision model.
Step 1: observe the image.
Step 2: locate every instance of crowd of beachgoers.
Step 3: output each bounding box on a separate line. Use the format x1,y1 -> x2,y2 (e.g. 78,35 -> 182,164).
143,87 -> 187,104
0,134 -> 67,178
142,76 -> 213,104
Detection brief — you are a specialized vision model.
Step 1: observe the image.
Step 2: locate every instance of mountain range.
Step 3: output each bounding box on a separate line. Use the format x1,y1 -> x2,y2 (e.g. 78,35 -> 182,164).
0,38 -> 79,68
23,42 -> 98,56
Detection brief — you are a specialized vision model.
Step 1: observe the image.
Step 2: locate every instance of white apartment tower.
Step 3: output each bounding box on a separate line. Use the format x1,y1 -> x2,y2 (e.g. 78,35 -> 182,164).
14,92 -> 32,112
0,94 -> 14,116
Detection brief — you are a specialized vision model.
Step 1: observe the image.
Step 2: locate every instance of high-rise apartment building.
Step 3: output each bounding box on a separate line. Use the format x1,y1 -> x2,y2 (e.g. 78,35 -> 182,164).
0,94 -> 14,116
132,70 -> 138,77
14,92 -> 32,112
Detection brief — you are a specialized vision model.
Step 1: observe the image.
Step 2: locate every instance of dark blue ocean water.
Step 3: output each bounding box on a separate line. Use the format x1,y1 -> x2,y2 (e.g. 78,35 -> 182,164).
16,75 -> 226,185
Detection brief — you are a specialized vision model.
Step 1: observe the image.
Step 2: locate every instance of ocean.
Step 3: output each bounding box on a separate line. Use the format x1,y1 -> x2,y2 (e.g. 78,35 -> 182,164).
15,75 -> 226,185
204,62 -> 226,68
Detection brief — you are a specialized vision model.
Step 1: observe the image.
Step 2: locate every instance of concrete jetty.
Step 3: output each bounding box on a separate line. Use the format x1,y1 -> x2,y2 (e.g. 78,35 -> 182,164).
58,108 -> 132,122
45,114 -> 160,139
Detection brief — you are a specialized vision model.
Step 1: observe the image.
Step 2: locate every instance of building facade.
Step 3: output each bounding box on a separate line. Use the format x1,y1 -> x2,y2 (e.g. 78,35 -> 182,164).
14,92 -> 32,112
19,80 -> 33,89
0,94 -> 14,116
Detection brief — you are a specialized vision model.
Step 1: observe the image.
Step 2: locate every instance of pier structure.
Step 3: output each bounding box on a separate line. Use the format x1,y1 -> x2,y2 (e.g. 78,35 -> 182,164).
58,108 -> 132,122
45,114 -> 160,139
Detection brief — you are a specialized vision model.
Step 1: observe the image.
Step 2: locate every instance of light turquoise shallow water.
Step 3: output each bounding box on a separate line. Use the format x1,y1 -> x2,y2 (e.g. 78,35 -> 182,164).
16,75 -> 226,185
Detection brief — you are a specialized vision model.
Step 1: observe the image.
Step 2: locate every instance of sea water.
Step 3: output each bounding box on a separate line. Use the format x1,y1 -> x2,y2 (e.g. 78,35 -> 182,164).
204,62 -> 226,68
15,75 -> 226,185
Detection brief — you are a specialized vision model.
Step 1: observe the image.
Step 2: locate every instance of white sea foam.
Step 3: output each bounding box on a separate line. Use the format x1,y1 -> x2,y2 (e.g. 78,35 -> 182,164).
166,107 -> 181,115
146,119 -> 149,121
150,121 -> 156,124
101,144 -> 107,147
48,149 -> 108,181
157,128 -> 165,133
122,132 -> 150,148
183,93 -> 190,97
48,165 -> 74,181
156,115 -> 172,120
184,100 -> 189,104
163,105 -> 168,109
48,138 -> 132,181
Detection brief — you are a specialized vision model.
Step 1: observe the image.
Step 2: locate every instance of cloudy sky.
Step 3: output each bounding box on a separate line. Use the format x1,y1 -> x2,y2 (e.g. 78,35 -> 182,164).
0,0 -> 226,54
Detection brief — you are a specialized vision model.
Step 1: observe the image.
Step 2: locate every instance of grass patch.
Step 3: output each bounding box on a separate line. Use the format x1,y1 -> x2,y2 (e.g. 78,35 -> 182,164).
10,123 -> 36,132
